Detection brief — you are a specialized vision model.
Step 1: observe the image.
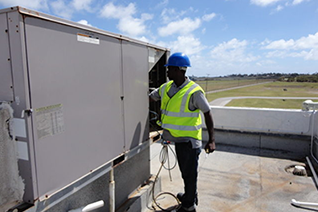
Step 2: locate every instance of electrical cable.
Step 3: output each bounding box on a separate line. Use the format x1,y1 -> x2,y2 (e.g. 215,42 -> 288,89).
150,139 -> 180,212
148,110 -> 180,211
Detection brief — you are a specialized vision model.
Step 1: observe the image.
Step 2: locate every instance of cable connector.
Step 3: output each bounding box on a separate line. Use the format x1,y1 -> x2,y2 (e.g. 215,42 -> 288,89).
162,140 -> 171,145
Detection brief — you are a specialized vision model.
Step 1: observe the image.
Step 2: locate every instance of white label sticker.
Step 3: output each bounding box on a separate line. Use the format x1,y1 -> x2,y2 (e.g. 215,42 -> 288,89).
16,141 -> 29,161
148,56 -> 155,63
77,33 -> 100,45
35,104 -> 65,140
12,118 -> 26,138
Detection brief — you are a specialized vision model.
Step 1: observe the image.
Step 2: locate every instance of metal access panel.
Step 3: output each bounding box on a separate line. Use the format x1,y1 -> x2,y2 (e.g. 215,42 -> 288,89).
122,41 -> 149,150
24,16 -> 125,198
122,44 -> 168,150
0,13 -> 14,101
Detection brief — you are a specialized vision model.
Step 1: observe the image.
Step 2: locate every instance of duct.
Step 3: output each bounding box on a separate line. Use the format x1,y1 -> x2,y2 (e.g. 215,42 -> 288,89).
0,102 -> 25,212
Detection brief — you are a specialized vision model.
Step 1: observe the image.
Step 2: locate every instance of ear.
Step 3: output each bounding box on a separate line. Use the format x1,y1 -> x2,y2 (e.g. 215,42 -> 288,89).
180,69 -> 186,75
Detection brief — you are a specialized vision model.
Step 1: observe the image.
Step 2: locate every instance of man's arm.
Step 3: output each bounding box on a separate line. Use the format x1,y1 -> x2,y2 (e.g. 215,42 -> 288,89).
149,87 -> 161,102
203,110 -> 216,153
190,90 -> 216,153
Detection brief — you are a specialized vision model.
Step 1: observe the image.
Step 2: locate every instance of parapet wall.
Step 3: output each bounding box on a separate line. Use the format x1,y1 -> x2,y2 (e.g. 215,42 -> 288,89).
202,106 -> 316,159
210,106 -> 316,136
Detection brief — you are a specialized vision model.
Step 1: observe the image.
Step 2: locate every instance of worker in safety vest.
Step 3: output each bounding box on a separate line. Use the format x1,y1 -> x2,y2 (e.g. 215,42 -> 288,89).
149,52 -> 215,212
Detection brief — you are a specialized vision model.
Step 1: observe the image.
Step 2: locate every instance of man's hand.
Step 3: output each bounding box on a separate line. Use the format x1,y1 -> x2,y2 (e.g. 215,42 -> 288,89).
203,110 -> 215,154
204,139 -> 216,154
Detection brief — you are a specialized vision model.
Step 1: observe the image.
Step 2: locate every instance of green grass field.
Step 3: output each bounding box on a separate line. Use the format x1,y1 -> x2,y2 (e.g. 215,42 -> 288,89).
198,80 -> 318,109
196,78 -> 270,92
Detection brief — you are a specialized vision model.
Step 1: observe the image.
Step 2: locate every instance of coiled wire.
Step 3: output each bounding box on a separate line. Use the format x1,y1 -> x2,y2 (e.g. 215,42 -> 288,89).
150,139 -> 181,211
148,111 -> 180,211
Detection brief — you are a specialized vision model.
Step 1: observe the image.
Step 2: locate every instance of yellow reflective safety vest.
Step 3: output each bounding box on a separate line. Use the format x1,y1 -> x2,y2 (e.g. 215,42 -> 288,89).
158,80 -> 205,140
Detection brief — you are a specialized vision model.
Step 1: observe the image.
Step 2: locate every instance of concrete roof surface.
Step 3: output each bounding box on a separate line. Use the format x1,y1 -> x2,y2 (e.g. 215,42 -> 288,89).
147,142 -> 318,212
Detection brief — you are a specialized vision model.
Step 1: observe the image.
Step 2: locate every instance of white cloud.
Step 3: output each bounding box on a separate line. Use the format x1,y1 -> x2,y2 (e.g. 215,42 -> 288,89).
77,20 -> 92,26
284,0 -> 310,7
99,2 -> 152,37
252,0 -> 309,9
160,8 -> 188,24
292,0 -> 306,5
202,13 -> 216,22
49,0 -> 96,19
305,49 -> 318,60
263,32 -> 318,50
256,59 -> 276,66
158,18 -> 201,37
210,38 -> 259,63
266,49 -> 318,60
100,2 -> 135,19
264,39 -> 295,49
266,50 -> 288,58
169,35 -> 205,55
275,5 -> 284,11
117,17 -> 148,37
138,36 -> 150,43
50,0 -> 73,19
250,0 -> 282,7
71,0 -> 93,12
0,0 -> 48,10
160,8 -> 176,23
50,0 -> 94,19
156,0 -> 169,8
264,32 -> 318,60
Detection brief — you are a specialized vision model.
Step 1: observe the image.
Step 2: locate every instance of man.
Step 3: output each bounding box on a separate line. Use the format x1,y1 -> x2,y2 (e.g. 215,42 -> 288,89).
149,52 -> 216,212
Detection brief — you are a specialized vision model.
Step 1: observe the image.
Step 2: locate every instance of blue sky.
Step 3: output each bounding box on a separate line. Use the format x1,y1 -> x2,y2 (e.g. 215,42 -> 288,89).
0,0 -> 317,77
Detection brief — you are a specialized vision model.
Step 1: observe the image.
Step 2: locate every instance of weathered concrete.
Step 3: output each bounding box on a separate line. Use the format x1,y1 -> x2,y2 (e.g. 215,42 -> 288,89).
147,141 -> 318,212
202,130 -> 311,159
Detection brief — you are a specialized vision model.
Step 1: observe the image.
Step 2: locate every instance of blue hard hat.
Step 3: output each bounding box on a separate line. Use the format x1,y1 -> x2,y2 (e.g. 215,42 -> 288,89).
164,52 -> 191,67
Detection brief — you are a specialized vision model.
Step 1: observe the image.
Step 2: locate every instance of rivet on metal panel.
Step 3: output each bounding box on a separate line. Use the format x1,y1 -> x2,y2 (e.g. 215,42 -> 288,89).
5,29 -> 8,33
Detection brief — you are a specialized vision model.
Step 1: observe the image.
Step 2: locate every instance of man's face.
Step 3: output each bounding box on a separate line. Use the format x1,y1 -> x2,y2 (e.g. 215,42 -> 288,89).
167,66 -> 179,80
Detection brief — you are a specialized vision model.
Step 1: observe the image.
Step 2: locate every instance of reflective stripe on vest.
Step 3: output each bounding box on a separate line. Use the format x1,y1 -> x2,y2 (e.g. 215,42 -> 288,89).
159,80 -> 204,140
161,123 -> 203,131
161,83 -> 201,117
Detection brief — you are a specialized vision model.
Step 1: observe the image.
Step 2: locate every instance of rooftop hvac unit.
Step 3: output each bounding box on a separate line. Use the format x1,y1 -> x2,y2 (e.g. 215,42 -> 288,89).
0,6 -> 168,207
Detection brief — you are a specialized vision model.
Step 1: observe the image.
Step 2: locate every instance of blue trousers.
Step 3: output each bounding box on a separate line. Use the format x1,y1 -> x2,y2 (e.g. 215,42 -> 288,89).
175,141 -> 201,208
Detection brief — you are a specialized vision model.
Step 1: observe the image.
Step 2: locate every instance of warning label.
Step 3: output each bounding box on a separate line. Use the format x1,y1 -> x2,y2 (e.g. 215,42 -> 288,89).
77,33 -> 100,45
35,104 -> 65,140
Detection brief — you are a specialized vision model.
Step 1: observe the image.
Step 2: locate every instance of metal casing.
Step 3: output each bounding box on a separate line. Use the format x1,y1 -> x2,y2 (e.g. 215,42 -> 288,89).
0,6 -> 168,203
